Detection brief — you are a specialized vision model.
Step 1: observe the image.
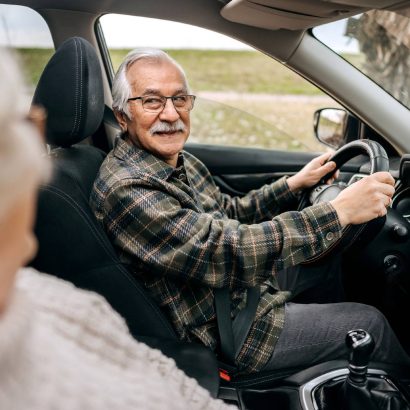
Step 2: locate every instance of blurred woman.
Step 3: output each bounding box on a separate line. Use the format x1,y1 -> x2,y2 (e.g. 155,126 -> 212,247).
0,48 -> 234,410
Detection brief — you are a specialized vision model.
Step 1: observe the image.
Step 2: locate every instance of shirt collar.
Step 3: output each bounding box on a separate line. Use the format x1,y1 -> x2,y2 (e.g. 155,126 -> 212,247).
113,134 -> 186,181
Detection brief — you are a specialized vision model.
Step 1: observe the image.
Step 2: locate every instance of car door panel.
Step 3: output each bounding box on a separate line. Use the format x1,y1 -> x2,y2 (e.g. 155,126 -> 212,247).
185,143 -> 362,195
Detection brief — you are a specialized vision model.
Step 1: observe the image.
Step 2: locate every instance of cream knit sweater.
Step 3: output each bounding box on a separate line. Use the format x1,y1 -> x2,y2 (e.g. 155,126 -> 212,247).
0,268 -> 236,410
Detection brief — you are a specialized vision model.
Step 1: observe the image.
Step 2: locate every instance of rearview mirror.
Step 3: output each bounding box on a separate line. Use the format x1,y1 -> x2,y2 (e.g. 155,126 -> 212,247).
313,108 -> 348,149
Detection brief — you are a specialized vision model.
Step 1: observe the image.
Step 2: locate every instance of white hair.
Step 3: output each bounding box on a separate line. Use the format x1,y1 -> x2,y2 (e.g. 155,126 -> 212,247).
112,48 -> 189,119
0,48 -> 50,221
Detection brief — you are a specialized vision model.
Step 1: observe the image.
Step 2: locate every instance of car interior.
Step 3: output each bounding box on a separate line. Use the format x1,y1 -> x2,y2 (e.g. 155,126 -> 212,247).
2,0 -> 410,409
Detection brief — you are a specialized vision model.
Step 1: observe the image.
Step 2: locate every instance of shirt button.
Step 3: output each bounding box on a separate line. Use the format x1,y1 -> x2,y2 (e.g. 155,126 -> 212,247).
325,232 -> 334,241
178,174 -> 187,181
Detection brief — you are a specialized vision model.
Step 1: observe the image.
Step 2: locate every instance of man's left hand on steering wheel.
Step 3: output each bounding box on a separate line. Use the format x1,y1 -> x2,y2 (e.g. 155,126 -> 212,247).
287,152 -> 339,193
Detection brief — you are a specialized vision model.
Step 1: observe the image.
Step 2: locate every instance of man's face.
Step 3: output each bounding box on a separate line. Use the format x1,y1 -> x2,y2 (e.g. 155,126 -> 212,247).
120,59 -> 191,167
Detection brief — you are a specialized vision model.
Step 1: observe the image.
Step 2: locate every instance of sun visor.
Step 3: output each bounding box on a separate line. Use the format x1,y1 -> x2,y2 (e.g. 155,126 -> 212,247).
220,0 -> 409,30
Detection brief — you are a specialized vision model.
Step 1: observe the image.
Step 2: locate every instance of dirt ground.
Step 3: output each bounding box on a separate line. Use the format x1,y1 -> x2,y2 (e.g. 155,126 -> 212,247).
194,92 -> 342,152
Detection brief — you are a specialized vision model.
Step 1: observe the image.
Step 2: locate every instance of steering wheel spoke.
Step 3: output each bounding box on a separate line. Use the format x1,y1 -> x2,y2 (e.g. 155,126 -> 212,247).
347,173 -> 369,186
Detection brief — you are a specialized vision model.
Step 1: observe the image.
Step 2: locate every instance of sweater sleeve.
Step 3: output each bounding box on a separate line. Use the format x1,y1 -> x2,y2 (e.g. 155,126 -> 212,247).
134,343 -> 237,410
103,180 -> 343,289
14,268 -> 236,410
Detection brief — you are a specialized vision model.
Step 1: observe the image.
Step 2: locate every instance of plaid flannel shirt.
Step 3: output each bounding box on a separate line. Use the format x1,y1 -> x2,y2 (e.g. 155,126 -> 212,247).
90,135 -> 342,373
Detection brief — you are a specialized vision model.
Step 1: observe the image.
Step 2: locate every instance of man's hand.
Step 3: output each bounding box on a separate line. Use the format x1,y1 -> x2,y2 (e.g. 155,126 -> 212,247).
330,171 -> 395,227
287,152 -> 337,194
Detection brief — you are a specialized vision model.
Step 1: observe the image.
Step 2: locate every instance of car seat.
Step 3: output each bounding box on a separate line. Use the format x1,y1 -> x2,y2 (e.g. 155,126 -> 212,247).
29,36 -> 219,397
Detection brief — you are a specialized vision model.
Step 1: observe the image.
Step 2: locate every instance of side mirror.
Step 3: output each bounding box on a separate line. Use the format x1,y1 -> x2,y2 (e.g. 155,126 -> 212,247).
313,108 -> 349,149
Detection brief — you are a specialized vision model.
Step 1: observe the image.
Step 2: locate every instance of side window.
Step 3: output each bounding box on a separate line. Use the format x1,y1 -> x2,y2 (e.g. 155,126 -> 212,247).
99,15 -> 340,152
0,4 -> 53,105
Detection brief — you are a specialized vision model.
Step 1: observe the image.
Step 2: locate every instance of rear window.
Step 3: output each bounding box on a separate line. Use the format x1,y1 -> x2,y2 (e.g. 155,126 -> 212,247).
0,4 -> 54,105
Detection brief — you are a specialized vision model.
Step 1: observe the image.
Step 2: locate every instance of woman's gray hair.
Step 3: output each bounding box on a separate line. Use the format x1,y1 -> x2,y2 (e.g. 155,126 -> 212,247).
0,48 -> 50,221
112,48 -> 189,119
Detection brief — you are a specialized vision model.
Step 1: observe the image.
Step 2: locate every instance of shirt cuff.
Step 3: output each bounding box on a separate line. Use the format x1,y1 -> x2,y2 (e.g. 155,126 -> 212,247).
272,176 -> 300,204
303,201 -> 343,246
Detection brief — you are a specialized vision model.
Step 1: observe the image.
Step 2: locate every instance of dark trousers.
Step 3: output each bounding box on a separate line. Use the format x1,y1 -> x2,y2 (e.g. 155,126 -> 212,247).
265,258 -> 410,370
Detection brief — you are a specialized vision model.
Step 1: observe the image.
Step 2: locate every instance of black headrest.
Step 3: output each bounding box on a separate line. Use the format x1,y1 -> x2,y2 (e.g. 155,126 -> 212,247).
32,37 -> 104,147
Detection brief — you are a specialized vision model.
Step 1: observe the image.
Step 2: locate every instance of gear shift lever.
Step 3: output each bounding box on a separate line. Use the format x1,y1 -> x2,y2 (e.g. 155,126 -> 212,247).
345,329 -> 375,385
342,329 -> 378,410
314,330 -> 410,410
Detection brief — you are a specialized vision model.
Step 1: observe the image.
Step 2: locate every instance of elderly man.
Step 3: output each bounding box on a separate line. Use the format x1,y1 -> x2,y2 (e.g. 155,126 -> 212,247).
91,48 -> 409,374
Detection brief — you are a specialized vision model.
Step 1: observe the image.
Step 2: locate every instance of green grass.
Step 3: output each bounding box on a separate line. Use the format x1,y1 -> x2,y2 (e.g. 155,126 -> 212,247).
14,48 -> 54,88
15,47 -> 365,95
16,47 -> 365,96
109,48 -> 324,95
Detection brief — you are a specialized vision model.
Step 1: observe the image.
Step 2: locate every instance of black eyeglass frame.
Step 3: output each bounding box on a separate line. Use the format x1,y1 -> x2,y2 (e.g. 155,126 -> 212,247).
127,94 -> 196,112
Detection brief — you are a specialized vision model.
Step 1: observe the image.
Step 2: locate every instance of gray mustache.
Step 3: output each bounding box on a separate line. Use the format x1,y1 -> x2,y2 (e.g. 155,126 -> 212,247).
150,120 -> 186,135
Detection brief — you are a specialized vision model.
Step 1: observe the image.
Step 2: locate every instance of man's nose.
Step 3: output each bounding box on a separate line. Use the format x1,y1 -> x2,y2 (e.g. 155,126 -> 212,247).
159,98 -> 180,122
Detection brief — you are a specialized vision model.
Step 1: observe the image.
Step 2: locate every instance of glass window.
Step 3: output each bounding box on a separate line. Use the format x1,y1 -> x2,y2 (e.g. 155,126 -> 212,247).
313,10 -> 410,110
0,4 -> 54,104
100,14 -> 341,152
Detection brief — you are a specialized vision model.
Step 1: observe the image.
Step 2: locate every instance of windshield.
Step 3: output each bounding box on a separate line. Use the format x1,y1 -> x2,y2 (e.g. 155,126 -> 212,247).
313,9 -> 410,109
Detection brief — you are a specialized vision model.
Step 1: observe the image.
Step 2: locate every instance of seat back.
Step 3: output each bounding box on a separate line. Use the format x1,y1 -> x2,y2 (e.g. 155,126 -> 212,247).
30,37 -> 176,340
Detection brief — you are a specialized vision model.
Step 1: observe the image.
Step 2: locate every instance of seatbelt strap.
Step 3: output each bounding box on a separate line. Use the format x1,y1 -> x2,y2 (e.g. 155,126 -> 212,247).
214,286 -> 260,365
214,288 -> 236,364
232,286 -> 260,357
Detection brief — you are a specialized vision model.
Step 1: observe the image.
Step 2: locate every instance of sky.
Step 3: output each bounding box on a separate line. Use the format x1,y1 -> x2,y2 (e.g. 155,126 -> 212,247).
0,4 -> 359,53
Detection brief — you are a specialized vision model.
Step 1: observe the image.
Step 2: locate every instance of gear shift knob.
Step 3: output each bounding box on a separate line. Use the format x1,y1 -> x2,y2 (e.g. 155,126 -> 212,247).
345,329 -> 375,384
313,329 -> 408,410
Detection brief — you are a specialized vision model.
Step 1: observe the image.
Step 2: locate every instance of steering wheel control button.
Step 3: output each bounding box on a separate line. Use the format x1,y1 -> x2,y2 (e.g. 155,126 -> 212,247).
325,232 -> 335,241
347,174 -> 366,185
390,224 -> 409,242
383,255 -> 401,275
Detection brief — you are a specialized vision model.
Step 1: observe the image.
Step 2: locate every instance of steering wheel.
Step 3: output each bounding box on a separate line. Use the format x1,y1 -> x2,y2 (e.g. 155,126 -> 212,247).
301,139 -> 390,264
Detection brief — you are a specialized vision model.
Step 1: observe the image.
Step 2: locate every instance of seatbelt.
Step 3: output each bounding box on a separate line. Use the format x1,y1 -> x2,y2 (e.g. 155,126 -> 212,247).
232,286 -> 260,358
214,286 -> 260,366
214,288 -> 236,364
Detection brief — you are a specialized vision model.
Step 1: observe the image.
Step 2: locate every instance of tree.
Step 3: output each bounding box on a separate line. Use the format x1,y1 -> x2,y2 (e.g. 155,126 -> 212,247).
345,10 -> 410,107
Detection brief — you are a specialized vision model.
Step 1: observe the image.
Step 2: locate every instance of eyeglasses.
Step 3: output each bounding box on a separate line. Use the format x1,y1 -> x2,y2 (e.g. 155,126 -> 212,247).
127,94 -> 196,113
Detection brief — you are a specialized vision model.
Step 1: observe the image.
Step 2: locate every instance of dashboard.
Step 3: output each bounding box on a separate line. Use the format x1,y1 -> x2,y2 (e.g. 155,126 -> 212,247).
340,153 -> 410,354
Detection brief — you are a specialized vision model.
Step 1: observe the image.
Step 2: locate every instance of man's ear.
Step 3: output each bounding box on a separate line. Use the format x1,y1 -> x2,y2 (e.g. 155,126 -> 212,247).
114,110 -> 128,133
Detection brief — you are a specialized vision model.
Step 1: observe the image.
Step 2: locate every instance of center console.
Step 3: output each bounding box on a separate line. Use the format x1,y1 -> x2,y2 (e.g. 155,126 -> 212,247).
220,330 -> 410,410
